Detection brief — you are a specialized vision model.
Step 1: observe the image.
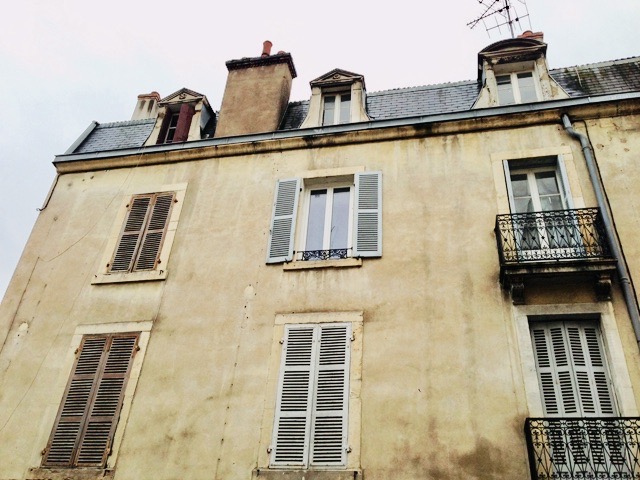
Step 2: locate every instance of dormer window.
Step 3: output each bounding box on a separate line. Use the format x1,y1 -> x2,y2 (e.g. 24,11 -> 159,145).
300,69 -> 370,128
322,92 -> 351,125
145,88 -> 215,146
496,72 -> 539,105
163,111 -> 181,143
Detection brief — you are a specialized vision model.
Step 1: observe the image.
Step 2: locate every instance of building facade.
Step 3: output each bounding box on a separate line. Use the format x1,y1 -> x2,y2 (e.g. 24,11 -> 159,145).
2,35 -> 640,479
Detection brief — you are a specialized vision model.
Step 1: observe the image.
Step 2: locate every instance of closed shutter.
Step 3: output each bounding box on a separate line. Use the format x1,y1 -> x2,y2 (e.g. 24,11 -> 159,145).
353,171 -> 382,257
173,103 -> 195,143
271,326 -> 316,467
530,321 -> 616,417
266,178 -> 300,263
271,324 -> 350,468
110,192 -> 174,273
111,196 -> 152,272
133,193 -> 174,271
44,333 -> 139,467
310,324 -> 350,467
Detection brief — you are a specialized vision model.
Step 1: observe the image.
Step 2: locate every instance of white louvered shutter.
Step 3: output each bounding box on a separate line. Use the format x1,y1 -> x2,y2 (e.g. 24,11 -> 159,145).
134,193 -> 174,271
271,326 -> 316,467
353,171 -> 382,257
531,321 -> 616,417
267,179 -> 300,263
310,324 -> 350,467
44,334 -> 138,467
111,196 -> 152,272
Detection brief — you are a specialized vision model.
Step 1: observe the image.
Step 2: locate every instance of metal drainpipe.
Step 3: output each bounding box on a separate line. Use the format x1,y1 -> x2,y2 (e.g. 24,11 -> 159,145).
562,114 -> 640,346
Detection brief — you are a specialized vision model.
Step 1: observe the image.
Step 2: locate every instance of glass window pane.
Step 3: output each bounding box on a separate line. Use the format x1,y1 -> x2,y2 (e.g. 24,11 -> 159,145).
514,197 -> 534,213
330,188 -> 350,250
540,195 -> 563,211
510,174 -> 530,197
517,73 -> 537,103
322,96 -> 335,126
305,190 -> 327,251
339,94 -> 351,124
496,75 -> 515,105
535,171 -> 560,195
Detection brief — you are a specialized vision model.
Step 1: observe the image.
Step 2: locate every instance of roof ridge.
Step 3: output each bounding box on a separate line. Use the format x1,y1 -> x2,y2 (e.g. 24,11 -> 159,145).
550,55 -> 640,72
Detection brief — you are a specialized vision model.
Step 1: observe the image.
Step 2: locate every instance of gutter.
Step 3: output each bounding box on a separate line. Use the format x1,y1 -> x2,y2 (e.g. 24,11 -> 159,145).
54,92 -> 640,165
562,114 -> 640,348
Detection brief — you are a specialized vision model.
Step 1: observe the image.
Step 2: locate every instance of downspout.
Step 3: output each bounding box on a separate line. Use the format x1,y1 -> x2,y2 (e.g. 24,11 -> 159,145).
562,114 -> 640,347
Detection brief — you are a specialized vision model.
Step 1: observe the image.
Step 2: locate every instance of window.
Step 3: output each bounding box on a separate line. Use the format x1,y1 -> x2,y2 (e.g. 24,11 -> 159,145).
322,93 -> 351,125
496,72 -> 538,105
109,192 -> 175,273
266,171 -> 382,264
156,103 -> 195,144
270,323 -> 351,468
530,320 -> 616,417
42,333 -> 139,468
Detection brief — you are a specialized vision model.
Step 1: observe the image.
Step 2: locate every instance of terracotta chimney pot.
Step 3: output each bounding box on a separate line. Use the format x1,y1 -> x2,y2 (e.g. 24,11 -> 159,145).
262,40 -> 273,57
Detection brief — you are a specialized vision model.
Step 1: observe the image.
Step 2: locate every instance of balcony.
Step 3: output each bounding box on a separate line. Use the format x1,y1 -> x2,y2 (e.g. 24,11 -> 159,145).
525,417 -> 640,480
495,208 -> 616,304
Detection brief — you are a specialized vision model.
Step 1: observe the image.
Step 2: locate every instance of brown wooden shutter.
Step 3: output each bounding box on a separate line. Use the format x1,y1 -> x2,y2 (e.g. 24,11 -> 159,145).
133,193 -> 174,271
110,196 -> 152,272
173,103 -> 195,143
43,333 -> 139,468
110,192 -> 175,273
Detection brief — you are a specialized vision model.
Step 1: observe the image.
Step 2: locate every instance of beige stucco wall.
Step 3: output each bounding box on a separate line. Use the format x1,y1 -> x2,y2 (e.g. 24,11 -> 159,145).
1,115 -> 640,480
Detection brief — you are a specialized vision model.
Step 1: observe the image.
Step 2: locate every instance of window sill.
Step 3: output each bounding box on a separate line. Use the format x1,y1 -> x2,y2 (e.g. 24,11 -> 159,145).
252,469 -> 361,479
283,258 -> 362,271
91,269 -> 167,285
27,467 -> 114,480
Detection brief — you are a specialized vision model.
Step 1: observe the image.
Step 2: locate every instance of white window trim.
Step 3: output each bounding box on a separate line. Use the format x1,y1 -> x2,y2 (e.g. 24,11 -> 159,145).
30,321 -> 152,474
492,61 -> 542,106
92,182 -> 187,285
511,302 -> 638,418
256,312 -> 363,472
495,71 -> 541,105
297,180 -> 355,261
322,92 -> 351,126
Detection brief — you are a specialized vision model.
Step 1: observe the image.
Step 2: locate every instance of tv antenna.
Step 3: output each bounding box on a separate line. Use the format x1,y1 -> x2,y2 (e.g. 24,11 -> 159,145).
467,0 -> 532,39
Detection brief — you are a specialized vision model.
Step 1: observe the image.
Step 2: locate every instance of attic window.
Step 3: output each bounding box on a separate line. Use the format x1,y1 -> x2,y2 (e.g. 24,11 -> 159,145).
496,72 -> 539,105
322,92 -> 351,125
156,103 -> 195,144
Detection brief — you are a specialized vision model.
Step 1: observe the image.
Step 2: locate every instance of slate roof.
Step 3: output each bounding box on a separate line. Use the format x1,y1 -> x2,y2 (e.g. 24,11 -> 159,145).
74,119 -> 155,154
69,57 -> 640,154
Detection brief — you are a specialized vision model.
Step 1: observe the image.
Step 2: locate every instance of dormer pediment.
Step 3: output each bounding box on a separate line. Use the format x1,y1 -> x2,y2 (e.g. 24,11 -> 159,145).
310,69 -> 366,90
159,88 -> 210,107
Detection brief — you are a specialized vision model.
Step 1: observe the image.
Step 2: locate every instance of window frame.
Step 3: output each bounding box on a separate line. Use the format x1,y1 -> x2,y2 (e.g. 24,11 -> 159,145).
495,71 -> 541,105
266,170 -> 382,265
298,179 -> 355,261
92,183 -> 187,285
321,91 -> 352,126
31,321 -> 151,477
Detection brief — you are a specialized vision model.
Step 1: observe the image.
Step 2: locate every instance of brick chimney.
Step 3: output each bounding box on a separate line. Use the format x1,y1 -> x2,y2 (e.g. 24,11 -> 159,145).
131,92 -> 160,120
214,41 -> 297,138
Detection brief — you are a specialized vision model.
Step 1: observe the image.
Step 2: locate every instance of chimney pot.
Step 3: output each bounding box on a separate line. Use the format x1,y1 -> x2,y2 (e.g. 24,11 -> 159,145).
262,40 -> 273,57
518,30 -> 544,42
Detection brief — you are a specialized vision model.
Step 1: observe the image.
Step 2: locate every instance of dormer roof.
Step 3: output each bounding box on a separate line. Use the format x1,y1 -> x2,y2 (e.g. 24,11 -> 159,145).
477,37 -> 547,81
310,68 -> 366,90
159,88 -> 210,107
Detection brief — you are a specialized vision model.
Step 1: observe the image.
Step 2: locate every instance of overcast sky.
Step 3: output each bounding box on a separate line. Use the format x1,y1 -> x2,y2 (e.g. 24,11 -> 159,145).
1,0 -> 639,299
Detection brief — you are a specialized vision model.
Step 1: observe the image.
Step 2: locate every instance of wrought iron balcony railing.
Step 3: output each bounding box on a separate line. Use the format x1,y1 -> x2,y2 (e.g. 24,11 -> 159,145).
495,208 -> 612,264
525,417 -> 640,480
300,248 -> 349,261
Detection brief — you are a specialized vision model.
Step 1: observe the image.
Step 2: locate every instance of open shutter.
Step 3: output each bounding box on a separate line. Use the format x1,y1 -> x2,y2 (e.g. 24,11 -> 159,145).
134,193 -> 174,271
310,324 -> 350,467
43,334 -> 138,467
271,326 -> 316,467
110,196 -> 152,272
556,155 -> 575,209
266,178 -> 300,263
353,171 -> 382,257
173,103 -> 195,143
